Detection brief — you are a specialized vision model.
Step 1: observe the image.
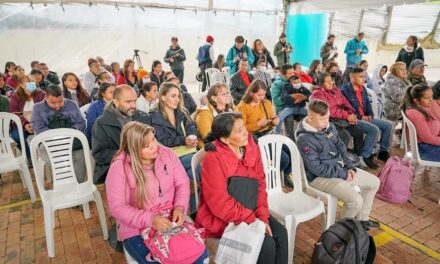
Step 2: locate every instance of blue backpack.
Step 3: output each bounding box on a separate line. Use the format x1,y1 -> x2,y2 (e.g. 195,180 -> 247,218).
198,45 -> 211,64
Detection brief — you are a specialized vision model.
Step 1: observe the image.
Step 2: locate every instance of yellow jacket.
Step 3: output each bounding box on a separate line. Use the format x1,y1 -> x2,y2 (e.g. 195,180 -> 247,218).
236,100 -> 276,134
195,104 -> 232,148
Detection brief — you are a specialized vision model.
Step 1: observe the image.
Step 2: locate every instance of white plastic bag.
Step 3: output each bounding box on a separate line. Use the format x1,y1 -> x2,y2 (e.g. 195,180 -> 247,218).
215,219 -> 266,264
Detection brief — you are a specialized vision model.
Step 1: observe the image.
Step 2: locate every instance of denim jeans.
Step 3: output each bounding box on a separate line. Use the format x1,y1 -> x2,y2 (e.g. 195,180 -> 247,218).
123,235 -> 209,264
275,107 -> 307,134
11,127 -> 32,159
179,154 -> 200,214
418,143 -> 440,162
357,118 -> 393,158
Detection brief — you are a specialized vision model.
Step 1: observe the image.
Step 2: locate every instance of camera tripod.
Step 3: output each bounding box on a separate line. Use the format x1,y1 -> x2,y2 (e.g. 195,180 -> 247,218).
133,49 -> 149,68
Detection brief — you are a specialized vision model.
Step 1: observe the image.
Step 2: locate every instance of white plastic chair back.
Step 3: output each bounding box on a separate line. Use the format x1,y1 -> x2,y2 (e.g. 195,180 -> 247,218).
221,66 -> 230,75
30,128 -> 93,192
191,149 -> 206,211
80,103 -> 91,120
0,113 -> 22,161
258,134 -> 302,195
205,68 -> 220,89
366,88 -> 379,118
211,72 -> 230,87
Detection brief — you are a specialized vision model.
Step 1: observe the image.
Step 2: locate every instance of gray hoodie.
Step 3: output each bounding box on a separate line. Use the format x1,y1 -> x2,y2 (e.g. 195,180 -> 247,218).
296,117 -> 355,182
370,63 -> 386,96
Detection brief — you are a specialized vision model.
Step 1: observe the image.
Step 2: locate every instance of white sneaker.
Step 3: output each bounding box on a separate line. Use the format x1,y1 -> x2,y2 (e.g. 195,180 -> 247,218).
357,157 -> 369,170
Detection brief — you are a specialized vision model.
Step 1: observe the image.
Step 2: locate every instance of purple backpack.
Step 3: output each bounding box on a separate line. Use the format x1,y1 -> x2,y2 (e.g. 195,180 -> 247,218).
376,156 -> 414,204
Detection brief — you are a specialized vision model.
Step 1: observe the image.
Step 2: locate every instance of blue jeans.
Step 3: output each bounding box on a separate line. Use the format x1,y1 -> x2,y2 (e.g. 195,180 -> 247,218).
11,127 -> 32,159
179,154 -> 200,214
357,118 -> 393,158
123,235 -> 209,264
275,107 -> 307,134
418,143 -> 440,162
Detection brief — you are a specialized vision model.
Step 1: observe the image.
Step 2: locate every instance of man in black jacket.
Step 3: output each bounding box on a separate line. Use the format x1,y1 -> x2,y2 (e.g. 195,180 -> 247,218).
230,59 -> 255,105
92,85 -> 150,183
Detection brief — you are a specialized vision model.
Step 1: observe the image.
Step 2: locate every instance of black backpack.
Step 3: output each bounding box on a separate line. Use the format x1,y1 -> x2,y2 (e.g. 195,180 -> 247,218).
47,111 -> 83,150
312,218 -> 376,264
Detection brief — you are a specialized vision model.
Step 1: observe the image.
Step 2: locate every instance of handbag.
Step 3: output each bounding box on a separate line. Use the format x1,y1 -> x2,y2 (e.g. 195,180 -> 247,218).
215,219 -> 266,264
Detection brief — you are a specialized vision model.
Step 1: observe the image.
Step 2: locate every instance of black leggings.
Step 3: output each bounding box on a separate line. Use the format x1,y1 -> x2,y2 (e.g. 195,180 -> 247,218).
257,216 -> 289,264
336,124 -> 364,156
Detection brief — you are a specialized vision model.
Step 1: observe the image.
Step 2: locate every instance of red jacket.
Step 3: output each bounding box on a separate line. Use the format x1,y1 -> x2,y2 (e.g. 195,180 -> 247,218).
195,134 -> 269,238
294,72 -> 313,84
311,86 -> 355,120
9,89 -> 46,126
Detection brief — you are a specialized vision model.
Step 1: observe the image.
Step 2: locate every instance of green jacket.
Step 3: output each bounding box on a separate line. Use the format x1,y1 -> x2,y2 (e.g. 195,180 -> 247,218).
273,41 -> 293,66
0,95 -> 9,112
407,72 -> 427,86
270,76 -> 289,113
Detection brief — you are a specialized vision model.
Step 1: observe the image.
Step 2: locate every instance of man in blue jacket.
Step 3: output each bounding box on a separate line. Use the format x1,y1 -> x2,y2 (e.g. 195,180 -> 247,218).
344,32 -> 369,67
296,100 -> 380,228
225,35 -> 255,75
341,68 -> 393,162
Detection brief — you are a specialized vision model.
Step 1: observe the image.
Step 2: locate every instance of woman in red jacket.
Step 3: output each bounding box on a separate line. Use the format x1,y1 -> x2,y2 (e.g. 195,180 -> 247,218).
117,59 -> 138,87
9,75 -> 45,160
195,112 -> 288,264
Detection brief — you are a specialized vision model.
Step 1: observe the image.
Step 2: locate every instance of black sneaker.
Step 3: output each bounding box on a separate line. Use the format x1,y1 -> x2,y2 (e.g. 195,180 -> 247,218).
361,220 -> 380,230
377,151 -> 390,162
363,157 -> 379,169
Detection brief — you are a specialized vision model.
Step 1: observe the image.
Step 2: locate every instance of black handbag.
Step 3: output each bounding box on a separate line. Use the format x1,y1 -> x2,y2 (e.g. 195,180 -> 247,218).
47,112 -> 83,150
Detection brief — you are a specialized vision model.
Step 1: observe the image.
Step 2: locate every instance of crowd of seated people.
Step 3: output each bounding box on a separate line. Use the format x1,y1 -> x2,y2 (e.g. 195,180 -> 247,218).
1,31 -> 439,263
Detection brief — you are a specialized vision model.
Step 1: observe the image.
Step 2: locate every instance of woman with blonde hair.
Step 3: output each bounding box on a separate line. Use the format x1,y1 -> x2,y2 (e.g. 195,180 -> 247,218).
106,121 -> 208,263
150,82 -> 198,213
383,61 -> 412,121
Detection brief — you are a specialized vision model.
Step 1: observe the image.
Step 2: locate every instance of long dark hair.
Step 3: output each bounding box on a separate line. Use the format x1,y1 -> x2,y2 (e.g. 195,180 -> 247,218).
241,79 -> 268,104
62,72 -> 90,107
308,59 -> 321,75
4,61 -> 15,74
408,35 -> 418,49
98,83 -> 115,100
204,112 -> 243,149
401,83 -> 433,120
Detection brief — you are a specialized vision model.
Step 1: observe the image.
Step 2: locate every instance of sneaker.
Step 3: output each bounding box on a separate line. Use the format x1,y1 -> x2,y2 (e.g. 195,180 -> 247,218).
363,156 -> 379,169
361,220 -> 380,230
357,157 -> 369,170
377,151 -> 390,162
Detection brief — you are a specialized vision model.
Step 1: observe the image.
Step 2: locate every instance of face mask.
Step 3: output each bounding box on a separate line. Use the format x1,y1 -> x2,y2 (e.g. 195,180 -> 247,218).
142,78 -> 151,84
25,82 -> 37,92
292,83 -> 302,89
330,72 -> 337,78
258,66 -> 267,72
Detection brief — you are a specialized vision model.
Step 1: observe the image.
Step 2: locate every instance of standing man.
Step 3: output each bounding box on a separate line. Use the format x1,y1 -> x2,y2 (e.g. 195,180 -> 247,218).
273,33 -> 293,67
344,32 -> 369,68
320,34 -> 338,65
226,35 -> 255,75
164,36 -> 186,83
197,35 -> 215,91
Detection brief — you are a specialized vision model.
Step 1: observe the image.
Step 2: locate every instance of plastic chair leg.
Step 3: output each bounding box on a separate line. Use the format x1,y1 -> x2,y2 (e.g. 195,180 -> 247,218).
83,202 -> 91,219
43,206 -> 55,257
94,190 -> 109,240
285,216 -> 297,264
320,212 -> 327,232
326,196 -> 338,229
19,163 -> 36,202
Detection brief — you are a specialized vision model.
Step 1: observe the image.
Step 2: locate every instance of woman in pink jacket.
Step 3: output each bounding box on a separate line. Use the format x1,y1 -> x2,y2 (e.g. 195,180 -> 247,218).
106,121 -> 208,263
402,84 -> 440,162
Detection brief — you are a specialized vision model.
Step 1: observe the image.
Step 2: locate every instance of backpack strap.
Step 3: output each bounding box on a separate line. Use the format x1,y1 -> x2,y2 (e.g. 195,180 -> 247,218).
339,220 -> 361,264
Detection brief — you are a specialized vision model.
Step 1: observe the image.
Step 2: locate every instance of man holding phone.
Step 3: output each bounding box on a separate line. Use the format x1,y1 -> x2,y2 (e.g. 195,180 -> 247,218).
274,33 -> 293,66
226,35 -> 255,75
344,32 -> 369,68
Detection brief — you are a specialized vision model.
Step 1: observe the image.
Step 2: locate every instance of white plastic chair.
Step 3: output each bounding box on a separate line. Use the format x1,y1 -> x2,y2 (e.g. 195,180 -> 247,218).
0,113 -> 36,202
211,72 -> 230,87
80,103 -> 91,120
258,134 -> 325,264
30,128 -> 108,257
221,66 -> 230,75
402,111 -> 440,168
205,68 -> 220,89
191,149 -> 206,211
366,88 -> 379,118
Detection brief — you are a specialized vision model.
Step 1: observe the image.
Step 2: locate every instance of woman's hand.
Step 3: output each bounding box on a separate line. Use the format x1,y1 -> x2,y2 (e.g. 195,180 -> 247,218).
271,117 -> 280,126
172,207 -> 185,227
152,215 -> 173,232
185,136 -> 198,148
265,223 -> 273,237
257,118 -> 269,127
24,124 -> 33,133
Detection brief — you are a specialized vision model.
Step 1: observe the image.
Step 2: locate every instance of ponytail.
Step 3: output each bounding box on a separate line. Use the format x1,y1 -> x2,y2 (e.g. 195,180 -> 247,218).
401,84 -> 433,120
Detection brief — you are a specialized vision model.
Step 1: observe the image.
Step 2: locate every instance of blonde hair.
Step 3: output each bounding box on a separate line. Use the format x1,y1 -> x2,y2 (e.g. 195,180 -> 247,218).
156,82 -> 191,121
115,121 -> 156,209
390,62 -> 406,77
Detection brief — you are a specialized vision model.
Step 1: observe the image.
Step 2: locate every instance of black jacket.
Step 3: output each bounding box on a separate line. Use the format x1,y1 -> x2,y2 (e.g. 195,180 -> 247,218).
252,49 -> 275,69
91,107 -> 150,183
281,83 -> 311,108
230,71 -> 255,105
396,46 -> 424,69
46,71 -> 60,85
150,109 -> 197,148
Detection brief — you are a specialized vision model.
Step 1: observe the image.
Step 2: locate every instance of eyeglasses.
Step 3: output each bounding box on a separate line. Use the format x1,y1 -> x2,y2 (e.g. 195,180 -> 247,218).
218,92 -> 231,97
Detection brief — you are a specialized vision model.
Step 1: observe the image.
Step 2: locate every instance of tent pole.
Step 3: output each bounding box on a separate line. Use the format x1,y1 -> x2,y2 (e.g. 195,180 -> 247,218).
382,6 -> 393,45
357,9 -> 365,33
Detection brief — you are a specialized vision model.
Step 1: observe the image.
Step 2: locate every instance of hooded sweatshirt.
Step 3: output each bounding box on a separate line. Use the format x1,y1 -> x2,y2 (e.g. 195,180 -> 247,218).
370,63 -> 386,96
396,45 -> 424,69
296,118 -> 355,182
